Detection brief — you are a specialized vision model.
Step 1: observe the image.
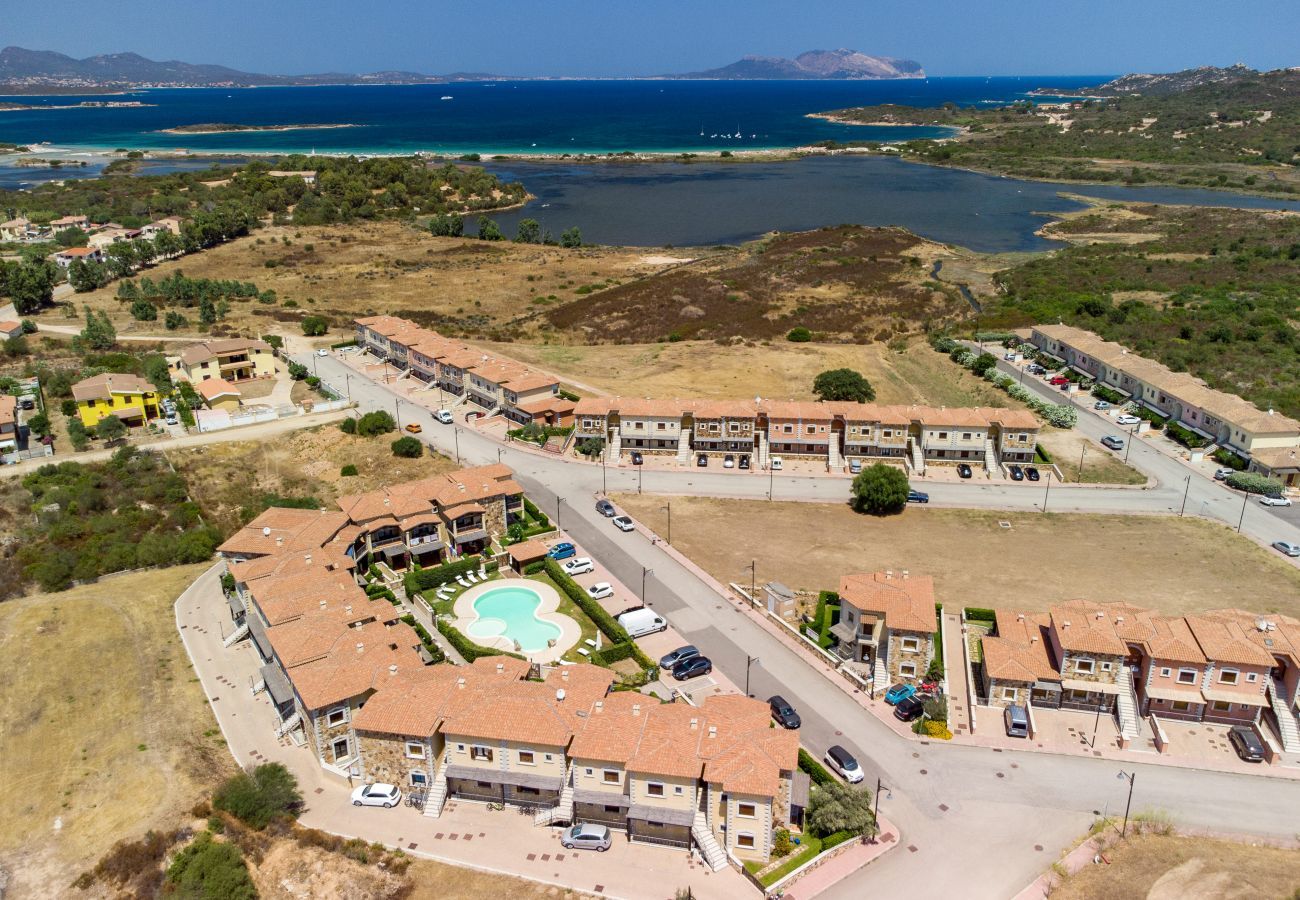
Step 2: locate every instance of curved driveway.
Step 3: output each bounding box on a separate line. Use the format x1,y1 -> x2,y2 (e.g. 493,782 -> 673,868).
302,352 -> 1300,898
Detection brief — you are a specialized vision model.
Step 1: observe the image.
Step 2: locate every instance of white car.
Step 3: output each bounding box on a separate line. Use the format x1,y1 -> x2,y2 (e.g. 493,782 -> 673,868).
563,557 -> 595,576
351,783 -> 401,808
317,348 -> 329,357
1260,496 -> 1293,507
587,582 -> 614,600
824,745 -> 864,784
1115,414 -> 1141,426
434,409 -> 454,425
770,457 -> 783,470
612,515 -> 634,532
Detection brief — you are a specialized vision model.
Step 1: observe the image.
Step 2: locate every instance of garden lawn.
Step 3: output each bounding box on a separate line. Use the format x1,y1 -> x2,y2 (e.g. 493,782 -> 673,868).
745,834 -> 823,886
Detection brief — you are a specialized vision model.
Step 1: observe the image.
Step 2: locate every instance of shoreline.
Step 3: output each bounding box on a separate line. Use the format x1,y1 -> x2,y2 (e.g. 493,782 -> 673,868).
805,111 -> 967,135
155,122 -> 360,135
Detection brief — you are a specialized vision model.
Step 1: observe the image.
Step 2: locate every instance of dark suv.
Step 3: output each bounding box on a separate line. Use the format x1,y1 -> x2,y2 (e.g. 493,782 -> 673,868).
768,695 -> 801,729
1228,725 -> 1265,763
893,695 -> 925,722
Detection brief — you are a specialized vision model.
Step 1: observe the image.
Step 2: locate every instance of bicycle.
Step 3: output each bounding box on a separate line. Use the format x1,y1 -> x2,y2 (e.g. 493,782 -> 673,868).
486,801 -> 505,811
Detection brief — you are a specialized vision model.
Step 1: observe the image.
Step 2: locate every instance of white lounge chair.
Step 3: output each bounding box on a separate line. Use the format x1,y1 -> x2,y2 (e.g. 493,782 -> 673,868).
456,575 -> 471,588
576,648 -> 590,657
477,564 -> 488,579
584,638 -> 598,648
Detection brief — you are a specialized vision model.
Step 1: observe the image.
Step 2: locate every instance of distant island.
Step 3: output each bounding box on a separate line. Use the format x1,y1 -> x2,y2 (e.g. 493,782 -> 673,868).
0,100 -> 154,111
158,122 -> 358,135
664,49 -> 924,80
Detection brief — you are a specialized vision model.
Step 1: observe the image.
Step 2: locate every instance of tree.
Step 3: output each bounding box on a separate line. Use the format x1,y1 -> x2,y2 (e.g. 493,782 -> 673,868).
198,295 -> 218,326
25,411 -> 49,437
356,410 -> 396,436
391,435 -> 424,458
813,368 -> 876,403
286,361 -> 308,380
301,315 -> 330,336
3,335 -> 29,357
143,354 -> 173,391
559,226 -> 583,248
165,831 -> 257,900
130,298 -> 158,321
429,213 -> 464,237
476,215 -> 504,241
68,259 -> 110,292
96,415 -> 128,442
164,311 -> 189,331
339,417 -> 357,435
67,418 -> 89,451
850,464 -> 910,515
261,333 -> 284,350
77,305 -> 116,350
806,780 -> 877,839
786,327 -> 812,343
514,218 -> 542,244
8,260 -> 58,314
54,226 -> 88,248
212,762 -> 302,829
970,352 -> 998,376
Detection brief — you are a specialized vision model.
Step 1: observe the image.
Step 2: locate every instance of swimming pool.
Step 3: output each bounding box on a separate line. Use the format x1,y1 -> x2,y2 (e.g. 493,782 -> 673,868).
466,585 -> 564,653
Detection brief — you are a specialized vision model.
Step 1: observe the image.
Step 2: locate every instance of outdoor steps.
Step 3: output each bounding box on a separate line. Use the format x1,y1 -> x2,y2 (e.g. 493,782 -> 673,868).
756,432 -> 769,468
534,762 -> 575,826
675,429 -> 693,464
275,710 -> 301,739
424,757 -> 450,818
983,438 -> 998,475
1268,680 -> 1300,753
222,621 -> 250,648
691,810 -> 728,872
1116,668 -> 1141,740
605,431 -> 621,463
872,656 -> 890,693
908,439 -> 925,475
827,440 -> 844,471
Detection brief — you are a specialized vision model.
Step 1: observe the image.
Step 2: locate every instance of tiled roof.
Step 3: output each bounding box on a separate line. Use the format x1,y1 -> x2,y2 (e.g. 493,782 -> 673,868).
1048,600 -> 1130,657
982,611 -> 1060,683
217,507 -> 348,557
179,338 -> 272,366
439,665 -> 615,746
352,658 -> 531,737
1186,615 -> 1281,667
282,620 -> 422,711
196,377 -> 241,401
838,572 -> 937,633
0,395 -> 15,426
71,372 -> 155,402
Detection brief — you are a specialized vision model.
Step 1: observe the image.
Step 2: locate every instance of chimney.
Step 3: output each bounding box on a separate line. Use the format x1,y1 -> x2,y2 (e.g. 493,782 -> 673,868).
388,664 -> 398,675
901,569 -> 909,580
1016,613 -> 1025,622
560,669 -> 569,681
456,677 -> 466,689
276,536 -> 284,547
345,605 -> 352,614
1031,635 -> 1039,643
1116,616 -> 1124,624
496,662 -> 504,673
319,599 -> 327,609
1062,620 -> 1071,628
594,700 -> 604,712
632,703 -> 641,716
885,570 -> 893,579
355,642 -> 364,653
556,689 -> 566,702
305,553 -> 312,565
1095,611 -> 1104,620
707,726 -> 717,739
689,717 -> 698,730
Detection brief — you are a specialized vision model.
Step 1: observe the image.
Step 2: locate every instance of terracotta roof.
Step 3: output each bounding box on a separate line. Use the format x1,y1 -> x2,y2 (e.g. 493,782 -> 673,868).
0,320 -> 22,333
352,658 -> 531,737
179,338 -> 272,366
981,611 -> 1060,683
217,507 -> 348,557
71,372 -> 155,402
1144,617 -> 1207,665
515,396 -> 576,416
1186,615 -> 1281,667
196,377 -> 241,402
506,540 -> 550,564
838,572 -> 937,633
0,395 -> 15,427
439,665 -> 614,746
282,620 -> 422,711
1048,600 -> 1129,657
1248,446 -> 1300,473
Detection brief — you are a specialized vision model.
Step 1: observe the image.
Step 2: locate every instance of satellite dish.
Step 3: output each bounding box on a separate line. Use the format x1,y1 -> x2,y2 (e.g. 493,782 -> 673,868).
262,526 -> 272,536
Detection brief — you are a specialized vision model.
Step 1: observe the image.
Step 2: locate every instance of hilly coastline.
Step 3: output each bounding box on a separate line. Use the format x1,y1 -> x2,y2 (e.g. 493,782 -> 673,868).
666,49 -> 924,80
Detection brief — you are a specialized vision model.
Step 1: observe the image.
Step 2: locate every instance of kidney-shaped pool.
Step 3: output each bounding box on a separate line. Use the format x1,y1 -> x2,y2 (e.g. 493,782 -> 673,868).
465,584 -> 566,653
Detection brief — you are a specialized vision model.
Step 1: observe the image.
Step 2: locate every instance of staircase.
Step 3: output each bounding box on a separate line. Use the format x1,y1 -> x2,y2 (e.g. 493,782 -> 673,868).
223,622 -> 250,647
983,439 -> 999,476
275,710 -> 301,739
675,429 -> 693,464
908,439 -> 925,475
534,762 -> 575,825
604,430 -> 621,463
1115,668 -> 1141,740
691,809 -> 728,872
1268,680 -> 1300,753
423,756 -> 450,818
827,439 -> 844,472
871,655 -> 890,693
755,432 -> 769,468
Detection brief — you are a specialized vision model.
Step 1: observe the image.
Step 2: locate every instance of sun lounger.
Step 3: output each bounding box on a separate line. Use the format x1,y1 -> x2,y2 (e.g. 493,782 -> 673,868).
456,575 -> 471,587
584,638 -> 597,648
577,648 -> 590,657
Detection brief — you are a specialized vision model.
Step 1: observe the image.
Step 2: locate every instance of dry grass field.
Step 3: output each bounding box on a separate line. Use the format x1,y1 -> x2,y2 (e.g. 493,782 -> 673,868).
614,496 -> 1300,619
0,564 -> 231,896
167,423 -> 462,535
1038,427 -> 1147,486
1052,832 -> 1300,900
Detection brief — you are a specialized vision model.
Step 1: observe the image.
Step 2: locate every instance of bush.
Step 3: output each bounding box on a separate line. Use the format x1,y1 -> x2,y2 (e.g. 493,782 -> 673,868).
404,557 -> 495,593
544,557 -> 630,643
339,417 -> 357,434
798,748 -> 834,787
399,613 -> 446,663
286,361 -> 308,380
301,315 -> 330,336
1164,420 -> 1209,449
436,615 -> 512,662
806,780 -> 877,840
929,335 -> 959,354
1226,471 -> 1284,496
850,464 -> 910,515
786,327 -> 812,342
165,831 -> 256,900
212,762 -> 301,829
819,830 -> 857,851
813,368 -> 875,402
1092,384 -> 1126,404
965,607 -> 997,622
923,694 -> 948,722
773,828 -> 794,858
970,352 -> 998,376
390,435 -> 423,457
1211,448 -> 1247,471
340,463 -> 358,476
356,410 -> 396,436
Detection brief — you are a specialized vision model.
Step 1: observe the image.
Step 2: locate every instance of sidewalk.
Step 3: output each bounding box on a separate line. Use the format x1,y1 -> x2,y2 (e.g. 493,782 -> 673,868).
781,815 -> 899,900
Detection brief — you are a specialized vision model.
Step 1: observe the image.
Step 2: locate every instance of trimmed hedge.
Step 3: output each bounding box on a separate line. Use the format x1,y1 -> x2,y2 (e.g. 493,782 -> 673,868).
819,830 -> 858,851
798,749 -> 834,787
523,560 -> 546,575
1035,444 -> 1053,464
399,614 -> 446,664
1092,384 -> 1126,405
965,607 -> 997,623
435,616 -> 523,662
1226,471 -> 1284,496
1164,420 -> 1209,450
404,557 -> 497,594
1212,448 -> 1248,471
544,557 -> 629,643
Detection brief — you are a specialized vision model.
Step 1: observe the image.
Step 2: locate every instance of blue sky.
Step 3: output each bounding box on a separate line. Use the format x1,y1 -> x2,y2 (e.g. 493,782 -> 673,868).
7,0 -> 1297,77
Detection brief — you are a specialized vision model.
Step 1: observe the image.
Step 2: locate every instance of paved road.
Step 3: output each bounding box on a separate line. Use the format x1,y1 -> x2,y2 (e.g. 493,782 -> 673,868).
304,352 -> 1300,898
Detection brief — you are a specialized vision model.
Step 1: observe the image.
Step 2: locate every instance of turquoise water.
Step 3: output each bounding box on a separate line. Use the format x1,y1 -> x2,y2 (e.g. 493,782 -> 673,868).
467,585 -> 562,652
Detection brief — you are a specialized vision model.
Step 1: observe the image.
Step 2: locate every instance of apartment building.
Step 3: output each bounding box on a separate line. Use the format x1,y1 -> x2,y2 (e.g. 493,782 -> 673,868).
831,571 -> 939,683
71,373 -> 160,428
354,315 -> 566,424
176,338 -> 277,383
0,395 -> 17,453
53,246 -> 104,268
1031,324 -> 1300,464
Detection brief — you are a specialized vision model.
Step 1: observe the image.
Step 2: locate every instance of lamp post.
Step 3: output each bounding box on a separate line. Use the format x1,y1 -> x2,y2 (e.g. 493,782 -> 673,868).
871,777 -> 891,843
453,427 -> 461,464
601,451 -> 607,494
1042,470 -> 1051,513
343,372 -> 352,400
1116,770 -> 1136,837
497,447 -> 504,465
1237,487 -> 1249,533
556,496 -> 564,531
1124,424 -> 1136,464
1179,474 -> 1191,517
641,566 -> 652,606
745,559 -> 756,603
638,461 -> 643,495
745,655 -> 759,697
1078,444 -> 1086,482
768,461 -> 775,501
662,501 -> 672,544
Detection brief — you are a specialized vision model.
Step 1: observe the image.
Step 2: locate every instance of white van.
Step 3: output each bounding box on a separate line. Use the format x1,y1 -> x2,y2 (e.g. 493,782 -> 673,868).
616,607 -> 667,639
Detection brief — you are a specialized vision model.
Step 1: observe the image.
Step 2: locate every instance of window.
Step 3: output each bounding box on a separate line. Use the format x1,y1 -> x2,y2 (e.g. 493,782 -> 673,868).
1246,673 -> 1257,683
405,741 -> 426,759
603,770 -> 620,784
737,803 -> 757,818
1212,700 -> 1230,711
962,433 -> 972,441
331,737 -> 350,762
326,707 -> 349,727
584,768 -> 594,777
783,424 -> 793,434
544,753 -> 554,762
1171,701 -> 1190,712
1100,662 -> 1112,672
1177,669 -> 1197,685
899,663 -> 917,678
656,422 -> 666,431
604,804 -> 621,813
674,786 -> 684,796
937,432 -> 948,440
729,423 -> 740,433
646,782 -> 665,797
1001,688 -> 1017,702
901,637 -> 920,653
883,429 -> 893,438
471,745 -> 493,762
456,743 -> 466,753
736,833 -> 756,849
410,771 -> 428,786
1159,667 -> 1171,678
1219,669 -> 1239,685
1074,658 -> 1095,675
518,750 -> 535,765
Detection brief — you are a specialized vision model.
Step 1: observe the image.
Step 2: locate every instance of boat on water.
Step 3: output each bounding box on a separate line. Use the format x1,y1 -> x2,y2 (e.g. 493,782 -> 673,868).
441,95 -> 453,100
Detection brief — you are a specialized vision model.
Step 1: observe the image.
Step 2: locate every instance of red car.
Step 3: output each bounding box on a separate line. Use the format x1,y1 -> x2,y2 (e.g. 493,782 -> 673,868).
1048,376 -> 1070,386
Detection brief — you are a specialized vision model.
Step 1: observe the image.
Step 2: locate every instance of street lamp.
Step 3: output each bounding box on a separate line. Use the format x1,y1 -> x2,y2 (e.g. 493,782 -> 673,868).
393,398 -> 402,429
453,427 -> 461,464
556,496 -> 564,531
745,559 -> 756,603
1123,424 -> 1136,464
1178,474 -> 1191,517
768,460 -> 775,501
745,655 -> 760,697
641,566 -> 652,606
662,501 -> 672,544
1042,470 -> 1051,513
871,777 -> 891,842
601,451 -> 607,494
1116,770 -> 1137,837
1237,487 -> 1249,534
1078,443 -> 1086,482
343,372 -> 352,400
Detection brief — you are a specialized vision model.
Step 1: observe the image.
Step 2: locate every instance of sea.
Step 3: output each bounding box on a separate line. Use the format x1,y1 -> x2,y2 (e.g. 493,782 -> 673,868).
4,77 -> 1300,253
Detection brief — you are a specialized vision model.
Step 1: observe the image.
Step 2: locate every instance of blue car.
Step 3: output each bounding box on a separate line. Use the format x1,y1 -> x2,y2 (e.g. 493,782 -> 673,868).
548,542 -> 576,560
884,682 -> 917,705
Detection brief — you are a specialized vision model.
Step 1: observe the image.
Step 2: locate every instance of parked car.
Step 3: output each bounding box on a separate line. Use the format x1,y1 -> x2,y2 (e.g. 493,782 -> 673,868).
586,582 -> 614,600
823,745 -> 864,784
1272,541 -> 1300,558
1213,467 -> 1234,481
562,823 -> 612,852
612,515 -> 635,532
957,463 -> 973,479
20,397 -> 36,411
596,499 -> 616,517
165,413 -> 179,425
351,783 -> 401,808
907,489 -> 930,503
616,607 -> 667,638
894,695 -> 926,722
659,645 -> 699,669
1049,375 -> 1070,386
1009,465 -> 1024,481
696,453 -> 708,467
723,454 -> 735,469
1260,495 -> 1293,507
848,459 -> 863,474
738,455 -> 750,470
317,348 -> 329,357
770,457 -> 783,470
1115,414 -> 1141,426
1003,352 -> 1017,362
405,422 -> 422,434
434,409 -> 454,424
1093,400 -> 1111,411
1025,466 -> 1040,482
562,557 -> 595,576
1227,726 -> 1265,763
630,451 -> 644,465
1004,704 -> 1029,738
1026,364 -> 1046,375
548,542 -> 576,560
884,682 -> 917,705
768,695 -> 801,729
672,656 -> 713,680
1101,435 -> 1125,451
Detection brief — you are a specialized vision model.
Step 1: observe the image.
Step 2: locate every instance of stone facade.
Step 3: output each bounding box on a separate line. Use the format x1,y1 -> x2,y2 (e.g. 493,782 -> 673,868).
886,629 -> 935,681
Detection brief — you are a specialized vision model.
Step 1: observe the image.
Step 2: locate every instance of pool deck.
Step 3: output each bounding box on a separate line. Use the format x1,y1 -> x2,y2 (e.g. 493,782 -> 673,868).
451,577 -> 580,664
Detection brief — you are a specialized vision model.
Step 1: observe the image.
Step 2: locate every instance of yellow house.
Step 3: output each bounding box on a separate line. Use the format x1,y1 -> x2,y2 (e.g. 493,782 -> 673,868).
197,377 -> 242,412
72,373 -> 160,428
177,338 -> 278,383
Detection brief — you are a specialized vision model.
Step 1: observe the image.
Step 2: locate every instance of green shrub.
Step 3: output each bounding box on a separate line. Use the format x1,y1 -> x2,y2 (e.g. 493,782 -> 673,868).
1164,420 -> 1209,449
340,463 -> 358,476
786,327 -> 813,342
404,557 -> 495,593
390,435 -> 423,457
850,464 -> 910,515
1092,384 -> 1126,404
543,557 -> 629,643
523,560 -> 546,575
399,614 -> 446,663
1226,471 -> 1284,496
798,749 -> 834,786
1211,449 -> 1247,471
1035,444 -> 1052,463
819,830 -> 857,851
212,762 -> 301,829
435,616 -> 520,662
165,831 -> 256,900
965,607 -> 997,622
339,417 -> 357,434
356,410 -> 396,436
591,642 -> 636,666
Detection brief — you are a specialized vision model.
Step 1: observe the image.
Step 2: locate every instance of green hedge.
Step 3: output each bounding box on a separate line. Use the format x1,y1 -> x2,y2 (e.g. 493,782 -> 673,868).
557,389 -> 580,402
404,557 -> 497,594
819,830 -> 858,850
1130,405 -> 1167,428
523,560 -> 546,575
330,339 -> 358,349
1212,449 -> 1248,471
1226,471 -> 1284,497
1092,384 -> 1126,405
1164,420 -> 1209,449
798,749 -> 834,787
399,614 -> 446,664
965,607 -> 997,623
435,616 -> 523,662
1035,444 -> 1052,464
544,558 -> 629,643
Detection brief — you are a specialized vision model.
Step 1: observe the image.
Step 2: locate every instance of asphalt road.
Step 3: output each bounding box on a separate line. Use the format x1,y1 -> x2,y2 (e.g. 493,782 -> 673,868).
304,352 -> 1300,897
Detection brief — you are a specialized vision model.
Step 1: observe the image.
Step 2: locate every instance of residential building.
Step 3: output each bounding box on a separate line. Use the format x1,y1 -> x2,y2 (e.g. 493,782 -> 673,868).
0,395 -> 17,452
53,246 -> 104,268
1030,324 -> 1300,463
268,170 -> 317,185
71,373 -> 160,428
176,338 -> 277,383
0,321 -> 23,341
87,227 -> 139,251
49,214 -> 89,230
197,377 -> 242,411
140,216 -> 183,238
0,217 -> 34,242
832,571 -> 939,683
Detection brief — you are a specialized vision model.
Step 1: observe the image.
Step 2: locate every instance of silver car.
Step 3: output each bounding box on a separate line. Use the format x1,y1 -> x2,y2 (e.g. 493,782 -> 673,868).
1272,541 -> 1300,558
562,823 -> 612,851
